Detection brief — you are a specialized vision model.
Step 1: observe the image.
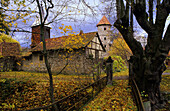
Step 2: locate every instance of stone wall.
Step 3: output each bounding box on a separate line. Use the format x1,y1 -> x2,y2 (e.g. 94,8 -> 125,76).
0,57 -> 19,71
97,25 -> 111,52
22,49 -> 97,74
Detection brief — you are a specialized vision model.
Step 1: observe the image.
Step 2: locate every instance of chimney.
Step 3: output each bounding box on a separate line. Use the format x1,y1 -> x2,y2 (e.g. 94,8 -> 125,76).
79,30 -> 83,35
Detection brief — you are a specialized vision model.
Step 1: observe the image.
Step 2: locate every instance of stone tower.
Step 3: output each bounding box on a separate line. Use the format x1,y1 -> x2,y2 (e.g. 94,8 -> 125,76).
30,5 -> 51,48
97,15 -> 112,53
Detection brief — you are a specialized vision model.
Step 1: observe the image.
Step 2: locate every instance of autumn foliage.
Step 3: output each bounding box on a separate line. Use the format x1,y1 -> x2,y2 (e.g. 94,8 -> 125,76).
0,72 -> 93,110
109,35 -> 132,61
83,80 -> 137,110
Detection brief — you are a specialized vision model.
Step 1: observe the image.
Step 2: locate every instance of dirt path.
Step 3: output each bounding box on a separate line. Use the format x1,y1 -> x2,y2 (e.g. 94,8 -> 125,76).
113,75 -> 129,80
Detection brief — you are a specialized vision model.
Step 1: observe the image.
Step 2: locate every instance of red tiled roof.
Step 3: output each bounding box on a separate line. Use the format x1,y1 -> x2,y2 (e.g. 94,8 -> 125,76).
97,15 -> 112,26
32,32 -> 97,51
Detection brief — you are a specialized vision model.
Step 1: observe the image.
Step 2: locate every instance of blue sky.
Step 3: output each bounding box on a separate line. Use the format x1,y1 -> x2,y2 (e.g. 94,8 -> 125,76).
9,0 -> 105,47
4,0 -> 170,47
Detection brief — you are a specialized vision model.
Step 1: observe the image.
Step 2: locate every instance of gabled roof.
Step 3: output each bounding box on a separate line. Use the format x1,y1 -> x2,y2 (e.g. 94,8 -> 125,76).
97,15 -> 112,27
32,32 -> 103,52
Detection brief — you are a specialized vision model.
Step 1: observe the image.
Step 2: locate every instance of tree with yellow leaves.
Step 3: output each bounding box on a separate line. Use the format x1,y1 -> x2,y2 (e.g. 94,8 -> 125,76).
109,33 -> 132,63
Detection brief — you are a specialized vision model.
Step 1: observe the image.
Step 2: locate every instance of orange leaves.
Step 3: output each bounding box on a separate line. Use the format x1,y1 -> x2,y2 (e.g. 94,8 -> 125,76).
59,25 -> 73,34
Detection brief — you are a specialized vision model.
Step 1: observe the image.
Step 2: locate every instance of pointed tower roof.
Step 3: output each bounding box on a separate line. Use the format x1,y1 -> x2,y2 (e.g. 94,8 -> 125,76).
97,15 -> 112,27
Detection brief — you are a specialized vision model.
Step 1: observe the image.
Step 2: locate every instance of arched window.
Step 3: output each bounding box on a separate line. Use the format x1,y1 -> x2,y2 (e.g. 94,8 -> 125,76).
104,27 -> 106,30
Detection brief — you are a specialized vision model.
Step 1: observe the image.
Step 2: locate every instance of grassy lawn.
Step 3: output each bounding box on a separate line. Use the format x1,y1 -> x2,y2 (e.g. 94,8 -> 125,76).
0,71 -> 93,83
0,71 -> 93,110
0,71 -> 169,110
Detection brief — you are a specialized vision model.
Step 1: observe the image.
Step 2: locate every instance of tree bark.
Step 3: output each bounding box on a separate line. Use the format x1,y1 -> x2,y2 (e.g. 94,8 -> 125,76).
114,0 -> 170,110
36,0 -> 58,110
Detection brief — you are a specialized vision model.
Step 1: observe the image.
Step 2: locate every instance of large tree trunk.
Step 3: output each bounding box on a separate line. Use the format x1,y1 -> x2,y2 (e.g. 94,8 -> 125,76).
114,0 -> 170,110
129,54 -> 166,110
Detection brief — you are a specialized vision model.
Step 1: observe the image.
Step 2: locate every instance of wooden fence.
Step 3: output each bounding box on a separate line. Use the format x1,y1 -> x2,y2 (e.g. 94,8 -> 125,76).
24,76 -> 107,111
130,78 -> 145,111
129,58 -> 145,111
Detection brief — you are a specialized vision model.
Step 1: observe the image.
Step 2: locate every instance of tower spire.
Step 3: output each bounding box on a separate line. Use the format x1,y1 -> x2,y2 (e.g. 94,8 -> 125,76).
97,15 -> 112,27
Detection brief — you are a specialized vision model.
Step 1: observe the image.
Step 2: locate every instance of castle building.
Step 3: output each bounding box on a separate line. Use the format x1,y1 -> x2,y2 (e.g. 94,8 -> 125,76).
21,15 -> 113,74
97,15 -> 112,54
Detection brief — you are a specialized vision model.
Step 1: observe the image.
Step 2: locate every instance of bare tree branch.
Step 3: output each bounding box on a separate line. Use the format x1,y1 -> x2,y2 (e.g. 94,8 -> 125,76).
149,0 -> 154,25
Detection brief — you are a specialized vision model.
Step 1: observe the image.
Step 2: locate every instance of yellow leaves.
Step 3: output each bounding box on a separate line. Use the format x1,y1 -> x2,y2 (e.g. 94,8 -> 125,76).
109,34 -> 132,61
160,75 -> 170,92
31,10 -> 36,13
59,27 -> 63,29
59,25 -> 73,34
22,19 -> 26,24
0,33 -> 19,43
23,4 -> 26,7
17,62 -> 21,66
14,22 -> 18,27
83,73 -> 137,110
63,27 -> 67,33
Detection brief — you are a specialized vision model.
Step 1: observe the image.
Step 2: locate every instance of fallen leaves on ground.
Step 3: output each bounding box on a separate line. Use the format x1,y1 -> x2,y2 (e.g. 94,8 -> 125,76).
0,72 -> 93,110
82,80 -> 137,111
160,75 -> 170,92
113,69 -> 129,77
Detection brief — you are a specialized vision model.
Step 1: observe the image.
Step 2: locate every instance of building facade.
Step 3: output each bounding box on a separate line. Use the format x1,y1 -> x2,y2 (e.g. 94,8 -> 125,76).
21,16 -> 114,74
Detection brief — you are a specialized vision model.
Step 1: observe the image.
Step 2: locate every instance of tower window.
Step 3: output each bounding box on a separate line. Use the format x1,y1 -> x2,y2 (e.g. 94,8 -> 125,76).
104,27 -> 106,30
104,37 -> 106,40
104,45 -> 106,48
39,55 -> 43,61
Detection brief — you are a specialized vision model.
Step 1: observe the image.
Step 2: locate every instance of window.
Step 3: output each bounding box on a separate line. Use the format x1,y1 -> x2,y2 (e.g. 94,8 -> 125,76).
39,55 -> 43,61
104,27 -> 106,30
104,37 -> 106,40
104,45 -> 106,48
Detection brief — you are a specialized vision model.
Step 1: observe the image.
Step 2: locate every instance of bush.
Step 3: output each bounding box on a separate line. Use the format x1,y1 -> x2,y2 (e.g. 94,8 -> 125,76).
104,55 -> 127,72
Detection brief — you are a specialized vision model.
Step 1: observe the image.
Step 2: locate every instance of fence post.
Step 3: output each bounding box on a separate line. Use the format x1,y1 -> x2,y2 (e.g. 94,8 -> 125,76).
128,56 -> 134,85
106,56 -> 113,85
